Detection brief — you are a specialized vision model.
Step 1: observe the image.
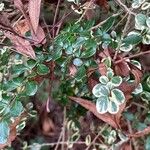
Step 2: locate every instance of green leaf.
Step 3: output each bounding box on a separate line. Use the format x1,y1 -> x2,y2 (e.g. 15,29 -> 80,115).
108,101 -> 119,114
111,76 -> 122,87
140,91 -> 150,103
52,49 -> 62,60
101,16 -> 116,32
99,76 -> 109,84
142,34 -> 150,45
147,76 -> 150,88
111,89 -> 125,105
3,77 -> 23,91
12,64 -> 27,75
96,95 -> 109,114
123,112 -> 134,121
37,64 -> 50,75
135,14 -> 147,29
120,44 -> 133,52
92,84 -> 109,97
25,81 -> 38,96
146,17 -> 150,28
0,121 -> 10,144
80,47 -> 96,58
73,58 -> 83,66
73,37 -> 85,49
102,57 -> 112,68
75,66 -> 86,81
123,34 -> 142,45
131,60 -> 142,70
10,100 -> 23,117
132,83 -> 143,94
26,59 -> 37,69
106,68 -> 114,79
145,136 -> 150,150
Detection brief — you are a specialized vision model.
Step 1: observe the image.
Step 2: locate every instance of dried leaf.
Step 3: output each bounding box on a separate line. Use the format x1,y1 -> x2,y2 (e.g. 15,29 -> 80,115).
29,0 -> 42,34
14,0 -> 33,33
98,62 -> 107,75
0,13 -> 11,28
32,26 -> 46,44
14,0 -> 24,11
69,65 -> 77,77
115,60 -> 130,77
69,96 -> 118,129
95,0 -> 109,10
122,143 -> 132,150
14,19 -> 30,35
88,78 -> 98,91
129,126 -> 150,138
4,32 -> 36,59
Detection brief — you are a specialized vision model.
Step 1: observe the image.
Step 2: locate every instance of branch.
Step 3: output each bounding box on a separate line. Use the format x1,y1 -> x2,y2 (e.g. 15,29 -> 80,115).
115,0 -> 135,15
115,50 -> 150,64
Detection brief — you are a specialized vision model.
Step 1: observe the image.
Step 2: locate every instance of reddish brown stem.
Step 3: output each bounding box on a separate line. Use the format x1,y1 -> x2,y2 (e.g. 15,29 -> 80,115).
115,50 -> 150,64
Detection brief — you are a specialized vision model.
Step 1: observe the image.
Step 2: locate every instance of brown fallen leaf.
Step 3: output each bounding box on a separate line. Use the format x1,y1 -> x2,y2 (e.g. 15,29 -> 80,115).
98,62 -> 107,75
69,96 -> 119,129
14,19 -> 30,35
32,26 -> 46,44
4,32 -> 36,59
28,0 -> 42,34
115,58 -> 130,77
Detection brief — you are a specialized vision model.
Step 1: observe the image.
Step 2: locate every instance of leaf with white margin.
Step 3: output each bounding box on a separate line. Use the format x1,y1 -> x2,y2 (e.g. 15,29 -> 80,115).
135,14 -> 147,30
108,101 -> 119,114
99,76 -> 109,84
110,76 -> 122,87
132,2 -> 141,9
92,84 -> 109,97
106,68 -> 114,79
132,83 -> 143,95
102,57 -> 112,68
141,2 -> 150,10
111,89 -> 125,105
120,44 -> 133,52
96,95 -> 109,114
131,60 -> 142,70
146,76 -> 150,88
143,34 -> 150,45
146,17 -> 150,28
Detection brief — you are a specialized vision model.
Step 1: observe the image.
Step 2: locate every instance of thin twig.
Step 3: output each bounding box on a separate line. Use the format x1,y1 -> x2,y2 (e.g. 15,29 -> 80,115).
42,15 -> 52,40
54,131 -> 63,150
90,13 -> 121,30
115,50 -> 150,64
76,0 -> 94,23
122,13 -> 132,37
113,12 -> 128,30
86,124 -> 108,150
115,0 -> 135,15
127,120 -> 138,150
62,107 -> 67,150
52,0 -> 61,38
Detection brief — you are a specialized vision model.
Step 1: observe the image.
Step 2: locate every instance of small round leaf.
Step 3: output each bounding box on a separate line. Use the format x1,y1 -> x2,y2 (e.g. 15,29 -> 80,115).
92,84 -> 109,97
96,96 -> 109,114
0,121 -> 10,144
25,81 -> 38,96
99,76 -> 109,84
111,89 -> 125,105
108,101 -> 119,114
37,64 -> 50,75
111,76 -> 122,87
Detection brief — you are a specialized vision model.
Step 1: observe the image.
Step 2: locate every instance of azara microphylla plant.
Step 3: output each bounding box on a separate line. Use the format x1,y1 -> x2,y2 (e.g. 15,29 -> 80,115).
92,68 -> 125,114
